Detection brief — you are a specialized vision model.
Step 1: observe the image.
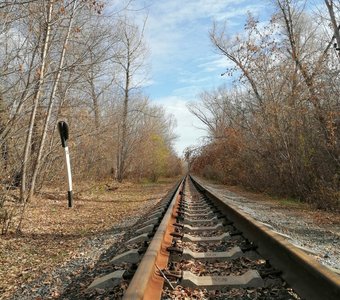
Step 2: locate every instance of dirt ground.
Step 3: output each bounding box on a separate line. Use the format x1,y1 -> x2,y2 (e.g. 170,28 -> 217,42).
0,178 -> 177,300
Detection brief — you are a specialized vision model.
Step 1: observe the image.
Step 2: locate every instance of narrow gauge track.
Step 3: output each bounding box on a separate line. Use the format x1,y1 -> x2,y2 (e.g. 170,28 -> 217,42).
93,176 -> 340,299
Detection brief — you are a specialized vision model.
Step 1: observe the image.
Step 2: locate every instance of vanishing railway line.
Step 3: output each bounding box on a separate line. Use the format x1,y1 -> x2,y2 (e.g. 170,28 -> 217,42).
87,176 -> 340,299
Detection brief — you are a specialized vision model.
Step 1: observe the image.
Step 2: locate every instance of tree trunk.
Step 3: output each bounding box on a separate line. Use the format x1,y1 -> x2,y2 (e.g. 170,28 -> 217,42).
117,49 -> 131,182
28,0 -> 78,201
0,95 -> 8,171
325,0 -> 340,57
20,1 -> 53,203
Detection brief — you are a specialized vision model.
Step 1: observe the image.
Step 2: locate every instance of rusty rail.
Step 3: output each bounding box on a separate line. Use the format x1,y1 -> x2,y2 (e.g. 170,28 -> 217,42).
123,177 -> 184,300
121,175 -> 340,299
190,175 -> 340,300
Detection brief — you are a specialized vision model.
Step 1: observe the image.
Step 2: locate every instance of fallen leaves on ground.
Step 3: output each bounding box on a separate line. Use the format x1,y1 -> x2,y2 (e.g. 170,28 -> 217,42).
0,178 -> 176,299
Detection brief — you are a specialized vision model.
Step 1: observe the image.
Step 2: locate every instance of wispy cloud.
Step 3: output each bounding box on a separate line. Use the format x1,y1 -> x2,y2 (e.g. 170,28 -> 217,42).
139,0 -> 266,70
121,0 -> 273,154
198,55 -> 235,73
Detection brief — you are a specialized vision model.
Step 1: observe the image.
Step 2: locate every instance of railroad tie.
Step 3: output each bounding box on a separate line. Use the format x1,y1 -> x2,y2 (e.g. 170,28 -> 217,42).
140,216 -> 160,226
181,212 -> 214,218
110,249 -> 141,265
182,232 -> 230,242
181,269 -> 264,290
170,246 -> 244,261
148,211 -> 163,219
180,206 -> 211,212
135,224 -> 155,234
86,270 -> 125,290
183,216 -> 218,225
181,205 -> 208,209
148,207 -> 165,216
180,203 -> 209,209
182,222 -> 224,233
126,233 -> 150,245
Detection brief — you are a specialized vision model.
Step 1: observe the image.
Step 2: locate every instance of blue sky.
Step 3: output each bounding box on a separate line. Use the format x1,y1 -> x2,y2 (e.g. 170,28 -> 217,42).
125,0 -> 275,155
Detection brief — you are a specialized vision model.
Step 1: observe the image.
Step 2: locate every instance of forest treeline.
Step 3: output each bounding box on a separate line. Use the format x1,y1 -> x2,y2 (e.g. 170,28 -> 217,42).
0,0 -> 182,214
188,0 -> 339,210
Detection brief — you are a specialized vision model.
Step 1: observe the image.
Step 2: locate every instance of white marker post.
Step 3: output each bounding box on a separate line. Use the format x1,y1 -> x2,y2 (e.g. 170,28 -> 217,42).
58,121 -> 73,208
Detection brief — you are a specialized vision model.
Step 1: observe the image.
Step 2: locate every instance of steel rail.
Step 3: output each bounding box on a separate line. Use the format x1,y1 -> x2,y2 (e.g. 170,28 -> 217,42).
190,175 -> 340,300
123,177 -> 185,300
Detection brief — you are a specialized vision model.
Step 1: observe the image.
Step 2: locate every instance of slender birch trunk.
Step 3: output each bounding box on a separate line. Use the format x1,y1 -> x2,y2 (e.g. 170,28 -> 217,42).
117,57 -> 130,182
20,2 -> 53,202
28,0 -> 78,201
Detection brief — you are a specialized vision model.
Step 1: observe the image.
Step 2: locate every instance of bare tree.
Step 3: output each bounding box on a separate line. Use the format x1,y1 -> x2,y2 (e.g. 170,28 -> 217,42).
20,1 -> 53,202
27,0 -> 80,201
325,0 -> 340,57
191,0 -> 339,209
114,19 -> 148,182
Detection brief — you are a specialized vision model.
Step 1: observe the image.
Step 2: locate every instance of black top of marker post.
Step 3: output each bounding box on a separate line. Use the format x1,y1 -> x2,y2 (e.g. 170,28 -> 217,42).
58,121 -> 69,148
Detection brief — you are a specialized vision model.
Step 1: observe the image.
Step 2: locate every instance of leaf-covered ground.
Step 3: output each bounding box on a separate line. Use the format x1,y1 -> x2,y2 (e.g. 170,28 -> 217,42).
0,178 -> 177,299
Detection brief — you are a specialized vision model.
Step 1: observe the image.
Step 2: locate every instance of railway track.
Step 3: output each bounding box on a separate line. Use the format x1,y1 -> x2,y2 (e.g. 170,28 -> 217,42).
87,176 -> 340,299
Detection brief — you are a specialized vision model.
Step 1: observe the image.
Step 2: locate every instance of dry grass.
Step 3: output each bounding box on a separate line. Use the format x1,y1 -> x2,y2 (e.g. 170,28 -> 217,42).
0,178 -> 176,299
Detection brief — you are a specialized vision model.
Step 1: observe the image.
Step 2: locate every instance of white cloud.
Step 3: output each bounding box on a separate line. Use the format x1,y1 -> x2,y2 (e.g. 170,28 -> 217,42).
154,96 -> 206,155
134,0 -> 266,71
118,0 -> 273,156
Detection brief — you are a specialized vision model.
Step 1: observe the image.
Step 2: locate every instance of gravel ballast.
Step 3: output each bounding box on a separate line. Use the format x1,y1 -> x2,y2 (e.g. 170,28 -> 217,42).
193,177 -> 340,273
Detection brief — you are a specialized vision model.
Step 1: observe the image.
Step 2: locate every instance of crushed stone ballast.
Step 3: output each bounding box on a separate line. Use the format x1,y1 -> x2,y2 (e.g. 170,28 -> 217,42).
86,175 -> 340,300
